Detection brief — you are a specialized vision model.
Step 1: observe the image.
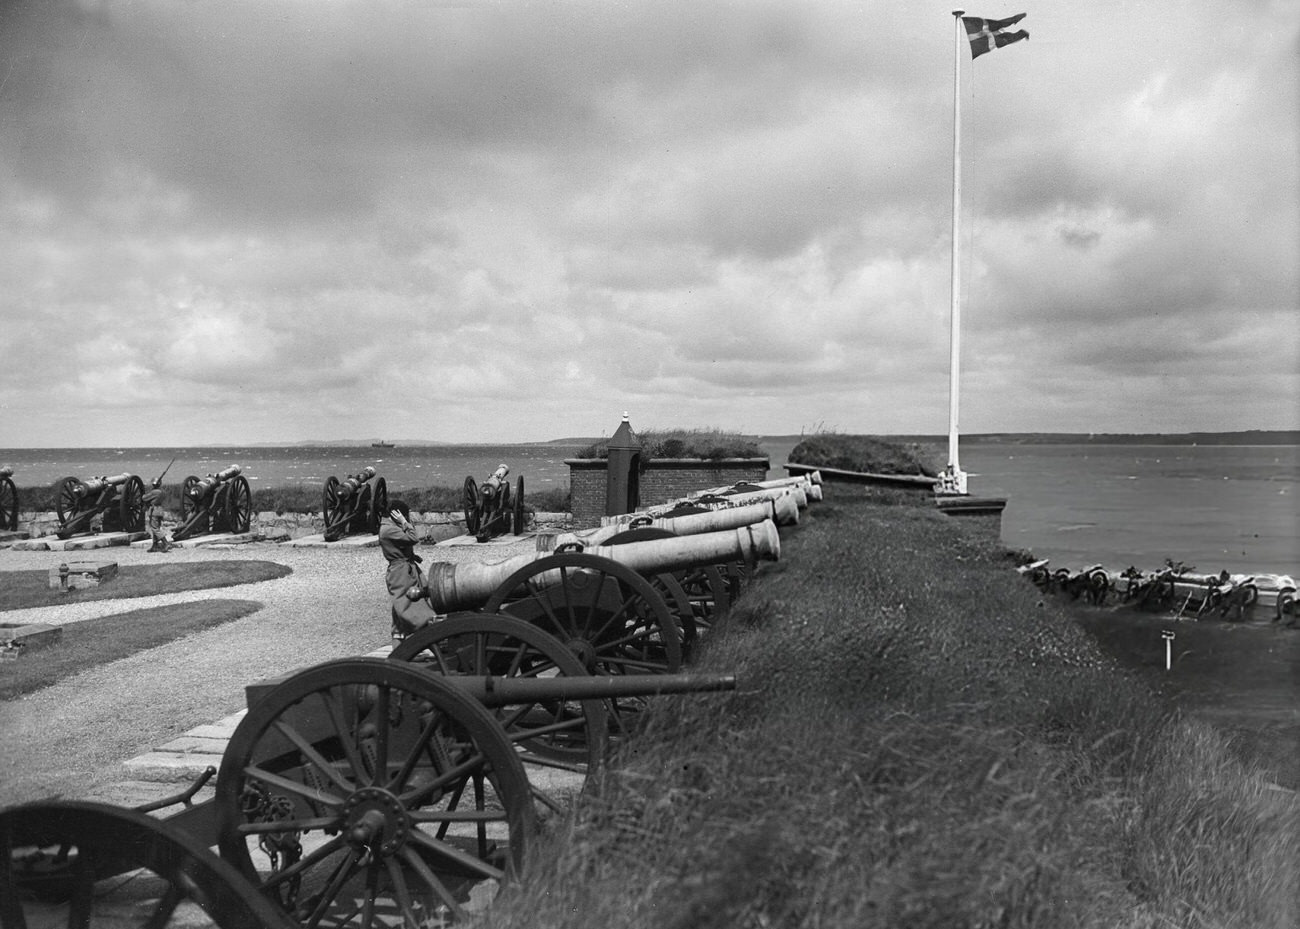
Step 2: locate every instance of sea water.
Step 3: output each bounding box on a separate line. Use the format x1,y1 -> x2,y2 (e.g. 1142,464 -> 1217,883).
1,441 -> 1295,576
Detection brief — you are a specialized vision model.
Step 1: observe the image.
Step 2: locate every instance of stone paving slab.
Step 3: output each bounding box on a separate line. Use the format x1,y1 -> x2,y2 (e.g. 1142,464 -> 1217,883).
287,533 -> 380,548
122,750 -> 226,783
11,531 -> 148,552
438,532 -> 536,547
128,533 -> 260,550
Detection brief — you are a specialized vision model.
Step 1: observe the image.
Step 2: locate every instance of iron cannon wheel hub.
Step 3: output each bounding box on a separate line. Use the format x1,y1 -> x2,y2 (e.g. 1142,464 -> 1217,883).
340,786 -> 409,855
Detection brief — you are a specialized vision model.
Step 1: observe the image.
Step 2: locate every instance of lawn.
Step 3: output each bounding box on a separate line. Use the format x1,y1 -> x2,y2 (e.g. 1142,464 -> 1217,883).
0,599 -> 263,700
0,560 -> 292,611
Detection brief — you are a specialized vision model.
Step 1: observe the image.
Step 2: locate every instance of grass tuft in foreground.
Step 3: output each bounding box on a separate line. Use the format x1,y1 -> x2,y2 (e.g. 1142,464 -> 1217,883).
0,599 -> 263,700
481,491 -> 1299,929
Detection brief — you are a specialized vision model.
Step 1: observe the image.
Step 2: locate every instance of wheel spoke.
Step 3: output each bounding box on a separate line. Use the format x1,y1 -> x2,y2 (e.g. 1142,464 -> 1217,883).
406,827 -> 507,882
318,690 -> 369,782
385,708 -> 445,794
257,834 -> 348,892
242,765 -> 346,809
372,685 -> 391,786
303,847 -> 363,929
397,752 -> 488,807
237,815 -> 337,836
273,720 -> 356,795
383,856 -> 424,928
399,845 -> 469,921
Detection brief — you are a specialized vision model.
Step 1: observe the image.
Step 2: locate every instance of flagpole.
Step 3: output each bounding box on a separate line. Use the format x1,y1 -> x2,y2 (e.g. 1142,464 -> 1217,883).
944,10 -> 969,495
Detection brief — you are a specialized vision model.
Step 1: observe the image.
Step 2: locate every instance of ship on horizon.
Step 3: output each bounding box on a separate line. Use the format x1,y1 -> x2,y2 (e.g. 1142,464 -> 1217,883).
371,440 -> 395,448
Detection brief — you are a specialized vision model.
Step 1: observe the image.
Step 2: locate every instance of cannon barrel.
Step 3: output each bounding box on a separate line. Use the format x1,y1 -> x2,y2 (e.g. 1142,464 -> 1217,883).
600,487 -> 800,528
693,485 -> 808,511
337,466 -> 377,499
456,670 -> 736,709
579,499 -> 784,546
481,463 -> 509,492
78,472 -> 135,495
187,465 -> 242,499
426,519 -> 781,613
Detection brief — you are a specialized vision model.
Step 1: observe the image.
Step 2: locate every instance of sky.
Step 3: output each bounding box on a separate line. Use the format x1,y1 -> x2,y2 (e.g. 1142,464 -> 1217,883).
1,0 -> 1297,447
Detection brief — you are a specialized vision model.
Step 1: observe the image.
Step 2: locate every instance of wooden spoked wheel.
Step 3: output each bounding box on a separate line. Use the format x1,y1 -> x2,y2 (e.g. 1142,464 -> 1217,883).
370,478 -> 389,534
598,527 -> 722,650
322,476 -> 344,542
389,613 -> 606,813
215,658 -> 534,928
1,800 -> 297,928
462,477 -> 481,536
53,477 -> 83,529
117,475 -> 146,532
483,553 -> 681,736
224,475 -> 252,534
178,475 -> 209,539
511,477 -> 525,535
0,475 -> 17,531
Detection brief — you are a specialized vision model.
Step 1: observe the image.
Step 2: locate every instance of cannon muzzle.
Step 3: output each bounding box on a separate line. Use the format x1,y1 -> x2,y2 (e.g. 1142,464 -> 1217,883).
455,671 -> 736,709
337,466 -> 377,499
426,519 -> 781,613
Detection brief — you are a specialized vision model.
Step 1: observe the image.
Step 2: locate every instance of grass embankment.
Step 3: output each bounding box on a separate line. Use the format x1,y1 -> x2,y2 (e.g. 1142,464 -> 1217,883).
0,561 -> 292,611
484,490 -> 1299,929
790,432 -> 943,477
0,600 -> 262,700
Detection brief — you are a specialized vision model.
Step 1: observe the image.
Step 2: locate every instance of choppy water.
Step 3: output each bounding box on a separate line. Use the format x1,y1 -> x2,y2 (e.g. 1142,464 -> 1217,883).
1,440 -> 1295,576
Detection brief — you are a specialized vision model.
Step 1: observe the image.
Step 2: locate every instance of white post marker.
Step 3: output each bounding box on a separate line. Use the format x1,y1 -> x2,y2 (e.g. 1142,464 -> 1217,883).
1161,630 -> 1175,671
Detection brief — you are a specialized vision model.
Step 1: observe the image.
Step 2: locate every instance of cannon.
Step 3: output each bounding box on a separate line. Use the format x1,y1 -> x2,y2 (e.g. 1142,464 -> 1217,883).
53,472 -> 147,539
413,519 -> 779,708
322,466 -> 388,542
171,465 -> 253,541
0,466 -> 16,532
1,654 -> 735,928
463,464 -> 524,542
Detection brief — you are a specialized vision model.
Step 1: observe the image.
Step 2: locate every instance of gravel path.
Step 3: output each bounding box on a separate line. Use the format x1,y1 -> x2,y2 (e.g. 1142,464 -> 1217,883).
0,537 -> 540,806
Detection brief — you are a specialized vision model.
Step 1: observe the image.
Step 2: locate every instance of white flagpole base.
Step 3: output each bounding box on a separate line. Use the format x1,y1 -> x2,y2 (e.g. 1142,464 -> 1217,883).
936,465 -> 968,496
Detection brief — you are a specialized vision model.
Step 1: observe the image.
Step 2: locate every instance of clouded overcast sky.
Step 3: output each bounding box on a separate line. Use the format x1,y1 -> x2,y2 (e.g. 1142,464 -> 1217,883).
2,0 -> 1297,446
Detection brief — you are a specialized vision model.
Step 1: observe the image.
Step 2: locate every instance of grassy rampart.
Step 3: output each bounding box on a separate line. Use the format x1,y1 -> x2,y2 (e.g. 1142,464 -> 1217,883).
483,487 -> 1298,928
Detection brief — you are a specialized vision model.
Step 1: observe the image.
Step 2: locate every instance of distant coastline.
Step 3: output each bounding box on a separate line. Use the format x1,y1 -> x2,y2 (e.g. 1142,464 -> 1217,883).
252,430 -> 1300,449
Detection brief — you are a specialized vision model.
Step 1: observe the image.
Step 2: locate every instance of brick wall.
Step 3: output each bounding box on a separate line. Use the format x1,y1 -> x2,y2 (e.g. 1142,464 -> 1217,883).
566,458 -> 770,528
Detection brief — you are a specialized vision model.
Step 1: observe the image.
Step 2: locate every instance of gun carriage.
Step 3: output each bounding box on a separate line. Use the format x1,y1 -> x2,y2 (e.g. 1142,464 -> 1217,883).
2,653 -> 735,928
0,466 -> 17,532
53,472 -> 147,539
171,465 -> 254,541
323,466 -> 388,542
463,464 -> 524,542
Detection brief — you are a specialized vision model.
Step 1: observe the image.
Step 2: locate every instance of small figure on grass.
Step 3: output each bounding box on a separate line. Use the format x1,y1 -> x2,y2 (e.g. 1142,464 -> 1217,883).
379,500 -> 438,640
143,488 -> 171,552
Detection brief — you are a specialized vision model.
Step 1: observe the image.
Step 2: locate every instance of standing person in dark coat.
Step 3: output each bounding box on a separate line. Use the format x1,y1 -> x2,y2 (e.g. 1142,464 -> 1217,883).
379,500 -> 439,639
144,488 -> 171,552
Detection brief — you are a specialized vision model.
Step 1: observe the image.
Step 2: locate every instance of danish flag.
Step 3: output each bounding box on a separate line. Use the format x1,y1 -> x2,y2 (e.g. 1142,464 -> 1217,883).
961,13 -> 1029,59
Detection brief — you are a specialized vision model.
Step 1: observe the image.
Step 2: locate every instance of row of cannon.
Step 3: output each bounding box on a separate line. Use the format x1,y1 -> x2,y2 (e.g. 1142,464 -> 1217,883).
1,470 -> 823,927
1021,558 -> 1298,623
6,461 -> 527,543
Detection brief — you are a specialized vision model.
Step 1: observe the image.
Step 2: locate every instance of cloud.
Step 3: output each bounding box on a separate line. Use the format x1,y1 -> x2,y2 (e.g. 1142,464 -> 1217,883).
0,0 -> 1296,446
